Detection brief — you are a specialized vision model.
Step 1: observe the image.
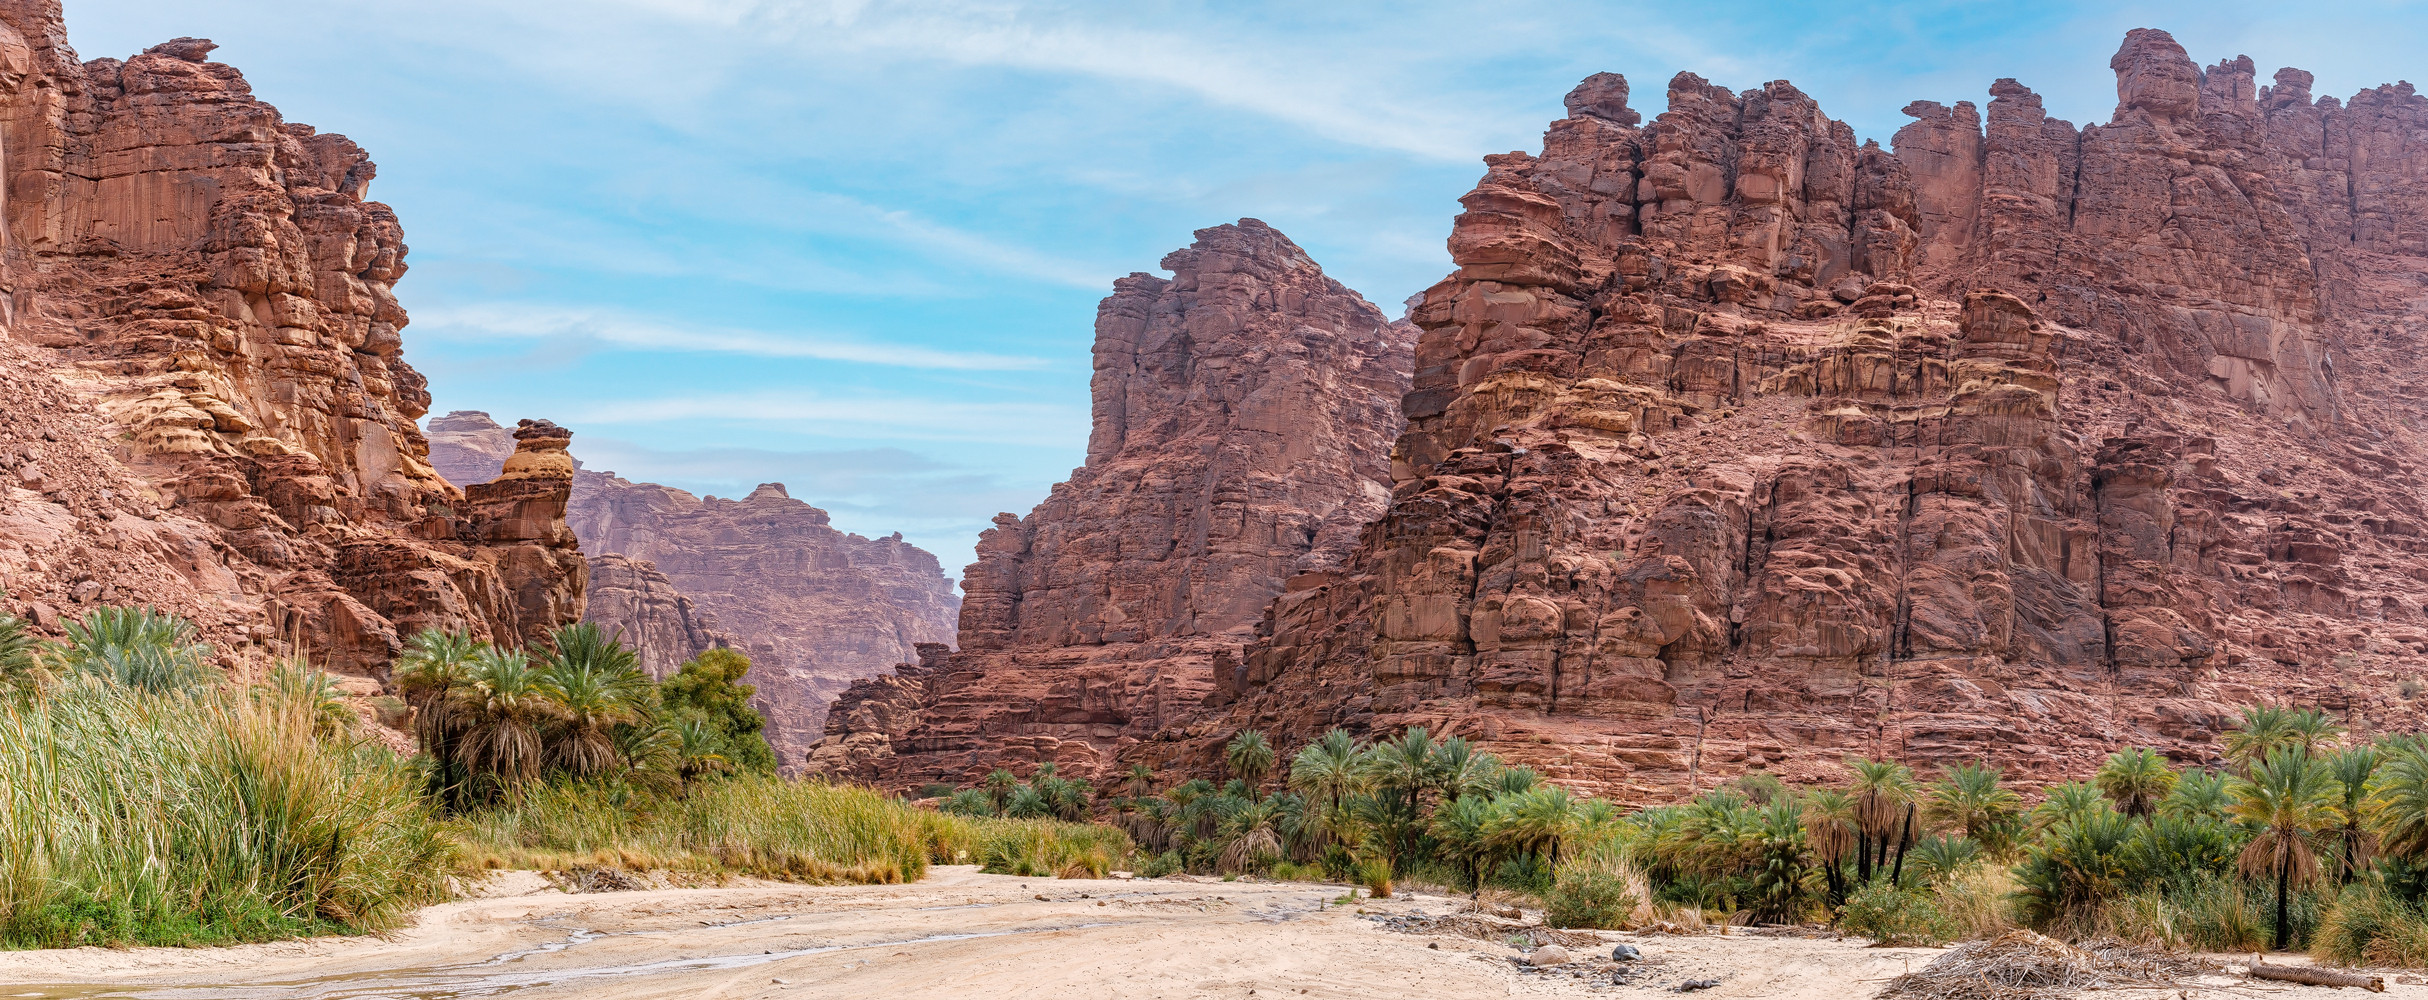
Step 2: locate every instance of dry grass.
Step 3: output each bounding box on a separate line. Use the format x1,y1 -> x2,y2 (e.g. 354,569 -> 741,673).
1880,929 -> 2211,1000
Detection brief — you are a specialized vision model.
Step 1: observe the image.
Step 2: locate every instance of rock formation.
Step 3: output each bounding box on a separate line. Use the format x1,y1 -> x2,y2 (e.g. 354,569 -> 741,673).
582,552 -> 733,679
426,409 -> 519,487
807,219 -> 1417,785
0,7 -> 583,680
1131,30 -> 2428,799
569,474 -> 960,761
424,410 -> 961,756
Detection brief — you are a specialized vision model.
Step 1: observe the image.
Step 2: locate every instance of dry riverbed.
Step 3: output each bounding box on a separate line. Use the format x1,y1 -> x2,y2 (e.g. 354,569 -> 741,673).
0,868 -> 2406,999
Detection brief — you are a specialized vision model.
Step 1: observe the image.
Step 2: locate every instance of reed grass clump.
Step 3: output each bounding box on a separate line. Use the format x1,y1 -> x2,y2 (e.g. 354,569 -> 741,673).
448,775 -> 1128,884
0,677 -> 456,949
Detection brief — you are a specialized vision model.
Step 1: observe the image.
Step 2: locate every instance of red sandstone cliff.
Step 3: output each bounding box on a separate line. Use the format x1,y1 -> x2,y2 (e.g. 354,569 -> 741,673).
1163,30 -> 2428,799
423,410 -> 960,759
0,8 -> 582,680
569,474 -> 960,763
807,219 -> 1417,784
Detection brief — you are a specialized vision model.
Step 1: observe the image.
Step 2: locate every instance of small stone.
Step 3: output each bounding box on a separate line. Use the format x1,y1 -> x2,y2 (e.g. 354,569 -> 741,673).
1527,945 -> 1570,967
1612,943 -> 1642,962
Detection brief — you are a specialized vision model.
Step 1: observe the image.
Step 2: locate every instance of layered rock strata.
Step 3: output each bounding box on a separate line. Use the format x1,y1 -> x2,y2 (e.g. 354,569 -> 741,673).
1151,31 -> 2428,798
807,219 -> 1416,785
0,9 -> 583,678
582,552 -> 732,679
423,409 -> 960,757
569,475 -> 959,761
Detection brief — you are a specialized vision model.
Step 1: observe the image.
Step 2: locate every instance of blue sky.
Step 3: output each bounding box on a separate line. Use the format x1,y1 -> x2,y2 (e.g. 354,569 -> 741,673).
64,0 -> 2428,582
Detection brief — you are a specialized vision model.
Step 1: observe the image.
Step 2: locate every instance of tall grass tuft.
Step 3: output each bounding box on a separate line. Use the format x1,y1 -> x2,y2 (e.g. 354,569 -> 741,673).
0,678 -> 456,948
450,774 -> 1130,884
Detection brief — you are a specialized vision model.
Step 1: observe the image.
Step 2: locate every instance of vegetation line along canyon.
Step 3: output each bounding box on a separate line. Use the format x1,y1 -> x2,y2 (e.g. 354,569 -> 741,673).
10,0 -> 2428,993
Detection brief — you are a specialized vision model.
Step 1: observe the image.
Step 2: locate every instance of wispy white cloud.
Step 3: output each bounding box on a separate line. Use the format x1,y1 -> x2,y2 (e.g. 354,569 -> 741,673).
600,0 -> 1508,161
413,303 -> 1051,371
570,390 -> 1086,447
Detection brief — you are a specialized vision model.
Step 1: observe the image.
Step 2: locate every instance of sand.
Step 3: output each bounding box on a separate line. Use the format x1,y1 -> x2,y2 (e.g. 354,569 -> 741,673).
0,868 -> 2409,999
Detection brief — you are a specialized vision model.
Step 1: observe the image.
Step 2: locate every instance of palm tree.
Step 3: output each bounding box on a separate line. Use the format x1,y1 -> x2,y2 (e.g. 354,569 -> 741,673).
535,623 -> 651,779
1227,729 -> 1276,795
1429,737 -> 1497,802
671,718 -> 732,785
1218,796 -> 1286,873
2325,745 -> 2381,881
2224,705 -> 2298,770
1289,729 -> 1366,810
1490,784 -> 1579,868
1429,794 -> 1502,898
1127,763 -> 1155,798
1847,757 -> 1917,881
0,615 -> 40,688
2031,781 -> 2107,833
2229,745 -> 2343,951
2161,768 -> 2232,824
2375,744 -> 2428,862
1492,764 -> 1543,799
538,657 -> 647,779
2094,748 -> 2179,820
58,606 -> 214,692
2287,708 -> 2346,759
458,646 -> 556,796
1359,727 -> 1439,863
1802,788 -> 1858,904
1368,727 -> 1439,812
1006,784 -> 1051,819
1927,762 -> 2023,849
395,629 -> 485,809
617,721 -> 684,794
985,769 -> 1019,812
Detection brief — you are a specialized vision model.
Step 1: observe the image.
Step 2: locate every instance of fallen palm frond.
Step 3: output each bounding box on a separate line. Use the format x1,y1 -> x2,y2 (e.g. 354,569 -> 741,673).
1878,929 -> 2211,1000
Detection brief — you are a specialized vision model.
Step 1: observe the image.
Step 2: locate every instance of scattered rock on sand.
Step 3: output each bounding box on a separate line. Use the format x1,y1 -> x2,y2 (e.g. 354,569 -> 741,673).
1612,943 -> 1642,962
1528,945 -> 1570,967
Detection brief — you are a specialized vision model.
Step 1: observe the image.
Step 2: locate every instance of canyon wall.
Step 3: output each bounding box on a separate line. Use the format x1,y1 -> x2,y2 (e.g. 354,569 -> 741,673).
0,8 -> 582,681
568,473 -> 960,760
1156,29 -> 2428,798
806,219 -> 1416,785
428,409 -> 960,761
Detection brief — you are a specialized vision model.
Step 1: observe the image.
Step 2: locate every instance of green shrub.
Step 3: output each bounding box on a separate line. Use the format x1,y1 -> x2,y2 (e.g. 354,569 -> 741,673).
1357,855 -> 1394,898
1841,881 -> 1954,945
976,819 -> 1130,879
2013,806 -> 2136,928
2169,873 -> 2275,952
2314,880 -> 2428,967
1141,851 -> 1183,878
1547,867 -> 1640,929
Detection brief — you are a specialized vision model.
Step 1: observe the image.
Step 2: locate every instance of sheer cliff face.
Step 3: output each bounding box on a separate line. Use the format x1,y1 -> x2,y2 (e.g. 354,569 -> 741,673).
1172,31 -> 2428,799
808,220 -> 1416,785
423,410 -> 961,760
583,551 -> 733,679
566,473 -> 960,763
0,8 -> 582,676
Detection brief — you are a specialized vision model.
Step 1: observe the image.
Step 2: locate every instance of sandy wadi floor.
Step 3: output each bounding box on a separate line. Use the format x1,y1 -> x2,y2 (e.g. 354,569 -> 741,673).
0,867 -> 2387,999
